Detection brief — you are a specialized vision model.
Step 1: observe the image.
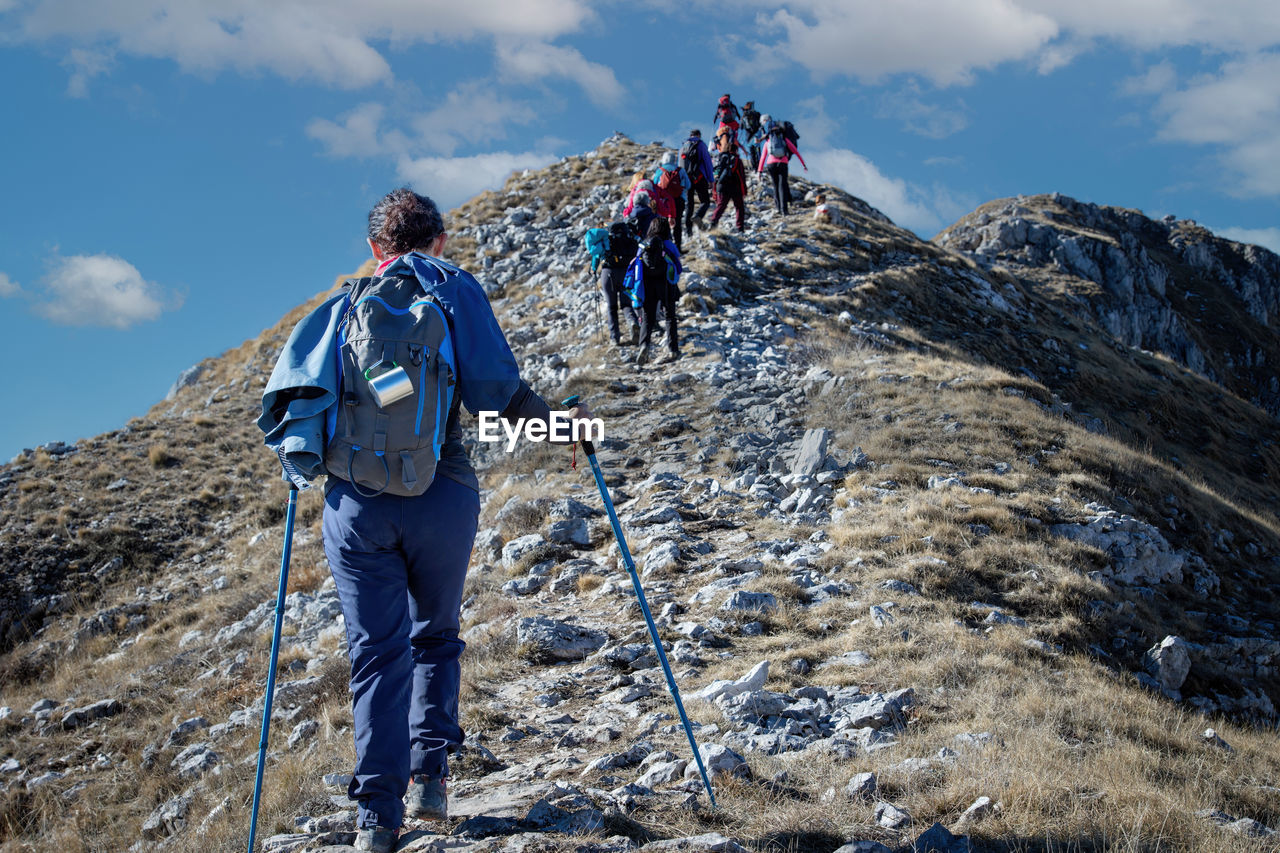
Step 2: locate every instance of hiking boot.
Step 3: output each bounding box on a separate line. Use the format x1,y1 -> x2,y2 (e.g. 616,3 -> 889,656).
636,346 -> 650,365
629,325 -> 640,346
404,775 -> 447,821
662,351 -> 680,364
355,826 -> 398,853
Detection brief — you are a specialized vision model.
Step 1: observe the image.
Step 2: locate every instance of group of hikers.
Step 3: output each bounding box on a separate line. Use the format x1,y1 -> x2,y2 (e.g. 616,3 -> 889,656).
256,95 -> 812,853
585,94 -> 809,365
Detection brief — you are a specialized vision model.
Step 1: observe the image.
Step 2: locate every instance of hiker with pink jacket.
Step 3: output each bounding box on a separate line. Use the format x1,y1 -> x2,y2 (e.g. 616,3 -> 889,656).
757,118 -> 807,215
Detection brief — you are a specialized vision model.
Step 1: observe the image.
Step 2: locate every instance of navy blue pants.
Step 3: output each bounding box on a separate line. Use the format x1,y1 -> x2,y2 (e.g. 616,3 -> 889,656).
323,474 -> 480,830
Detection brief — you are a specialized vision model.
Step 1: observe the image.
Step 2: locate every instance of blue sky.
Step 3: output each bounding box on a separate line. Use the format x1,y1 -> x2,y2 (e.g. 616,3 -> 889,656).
1,1 -> 1279,460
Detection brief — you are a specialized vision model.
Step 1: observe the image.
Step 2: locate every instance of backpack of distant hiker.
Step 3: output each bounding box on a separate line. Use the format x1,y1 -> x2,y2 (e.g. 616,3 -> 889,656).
648,182 -> 676,219
680,139 -> 704,184
585,227 -> 610,269
768,125 -> 788,159
742,108 -> 761,138
657,165 -> 683,198
606,221 -> 639,269
325,273 -> 457,498
713,150 -> 740,189
782,120 -> 800,145
622,253 -> 645,308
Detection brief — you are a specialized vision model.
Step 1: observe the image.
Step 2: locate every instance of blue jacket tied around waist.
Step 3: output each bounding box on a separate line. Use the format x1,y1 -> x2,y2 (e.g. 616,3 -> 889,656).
258,253 -> 523,484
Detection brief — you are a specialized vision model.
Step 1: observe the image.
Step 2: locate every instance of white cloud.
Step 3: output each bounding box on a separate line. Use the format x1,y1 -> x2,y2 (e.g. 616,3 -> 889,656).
495,40 -> 625,108
309,84 -> 543,161
1121,61 -> 1177,96
0,272 -> 20,297
711,0 -> 1280,90
1151,51 -> 1280,197
733,0 -> 1059,86
410,81 -> 542,152
875,88 -> 969,139
11,0 -> 597,90
790,96 -> 841,149
307,103 -> 401,159
807,147 -> 966,234
1212,225 -> 1280,255
1019,0 -> 1280,53
396,149 -> 560,212
35,254 -> 181,328
61,47 -> 113,97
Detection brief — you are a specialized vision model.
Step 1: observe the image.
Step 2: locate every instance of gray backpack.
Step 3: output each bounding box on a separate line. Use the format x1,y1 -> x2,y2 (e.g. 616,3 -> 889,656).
324,274 -> 456,497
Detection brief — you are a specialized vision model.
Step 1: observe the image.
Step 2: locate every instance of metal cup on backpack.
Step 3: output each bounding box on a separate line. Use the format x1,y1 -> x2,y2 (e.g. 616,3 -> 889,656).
365,362 -> 414,407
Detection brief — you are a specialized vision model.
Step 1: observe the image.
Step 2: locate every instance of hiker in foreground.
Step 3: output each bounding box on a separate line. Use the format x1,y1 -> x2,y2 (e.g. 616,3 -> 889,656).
758,117 -> 807,215
259,188 -> 591,853
680,129 -> 715,235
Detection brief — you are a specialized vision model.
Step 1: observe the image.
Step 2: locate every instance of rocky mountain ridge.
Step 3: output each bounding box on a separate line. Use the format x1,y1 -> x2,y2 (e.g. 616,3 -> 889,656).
935,193 -> 1280,417
1,135 -> 1278,852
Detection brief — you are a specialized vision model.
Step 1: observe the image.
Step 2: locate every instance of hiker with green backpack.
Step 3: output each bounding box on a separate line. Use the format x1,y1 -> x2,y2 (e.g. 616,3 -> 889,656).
260,187 -> 593,853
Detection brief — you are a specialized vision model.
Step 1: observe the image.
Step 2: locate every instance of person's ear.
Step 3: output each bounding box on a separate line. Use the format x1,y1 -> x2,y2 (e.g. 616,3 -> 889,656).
368,238 -> 389,262
432,232 -> 448,256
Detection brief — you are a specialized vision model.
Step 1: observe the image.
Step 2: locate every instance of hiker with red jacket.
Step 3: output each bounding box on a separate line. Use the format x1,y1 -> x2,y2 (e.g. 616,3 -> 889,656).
713,93 -> 741,141
708,128 -> 748,233
680,130 -> 715,234
652,152 -> 691,252
758,118 -> 807,215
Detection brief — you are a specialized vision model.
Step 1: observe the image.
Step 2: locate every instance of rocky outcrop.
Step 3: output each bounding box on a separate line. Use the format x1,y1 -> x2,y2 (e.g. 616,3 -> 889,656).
936,193 -> 1280,416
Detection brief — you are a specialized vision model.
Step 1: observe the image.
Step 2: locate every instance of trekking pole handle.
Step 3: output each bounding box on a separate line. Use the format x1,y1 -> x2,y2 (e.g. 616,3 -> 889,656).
561,395 -> 595,456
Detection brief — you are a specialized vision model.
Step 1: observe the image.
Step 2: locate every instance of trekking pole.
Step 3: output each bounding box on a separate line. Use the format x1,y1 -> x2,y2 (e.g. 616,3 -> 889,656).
596,290 -> 605,345
561,395 -> 717,808
247,482 -> 299,853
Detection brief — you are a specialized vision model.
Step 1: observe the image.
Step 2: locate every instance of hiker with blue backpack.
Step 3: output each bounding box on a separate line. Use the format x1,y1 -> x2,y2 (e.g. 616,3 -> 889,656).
758,116 -> 807,215
588,221 -> 641,347
625,218 -> 682,365
259,188 -> 592,853
653,151 -> 690,252
680,129 -> 714,235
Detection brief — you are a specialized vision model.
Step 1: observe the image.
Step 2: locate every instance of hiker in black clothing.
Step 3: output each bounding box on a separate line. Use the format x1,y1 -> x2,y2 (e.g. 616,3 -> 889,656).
741,101 -> 762,172
628,192 -> 657,244
708,129 -> 747,232
636,218 -> 682,365
599,221 -> 640,346
680,130 -> 714,234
